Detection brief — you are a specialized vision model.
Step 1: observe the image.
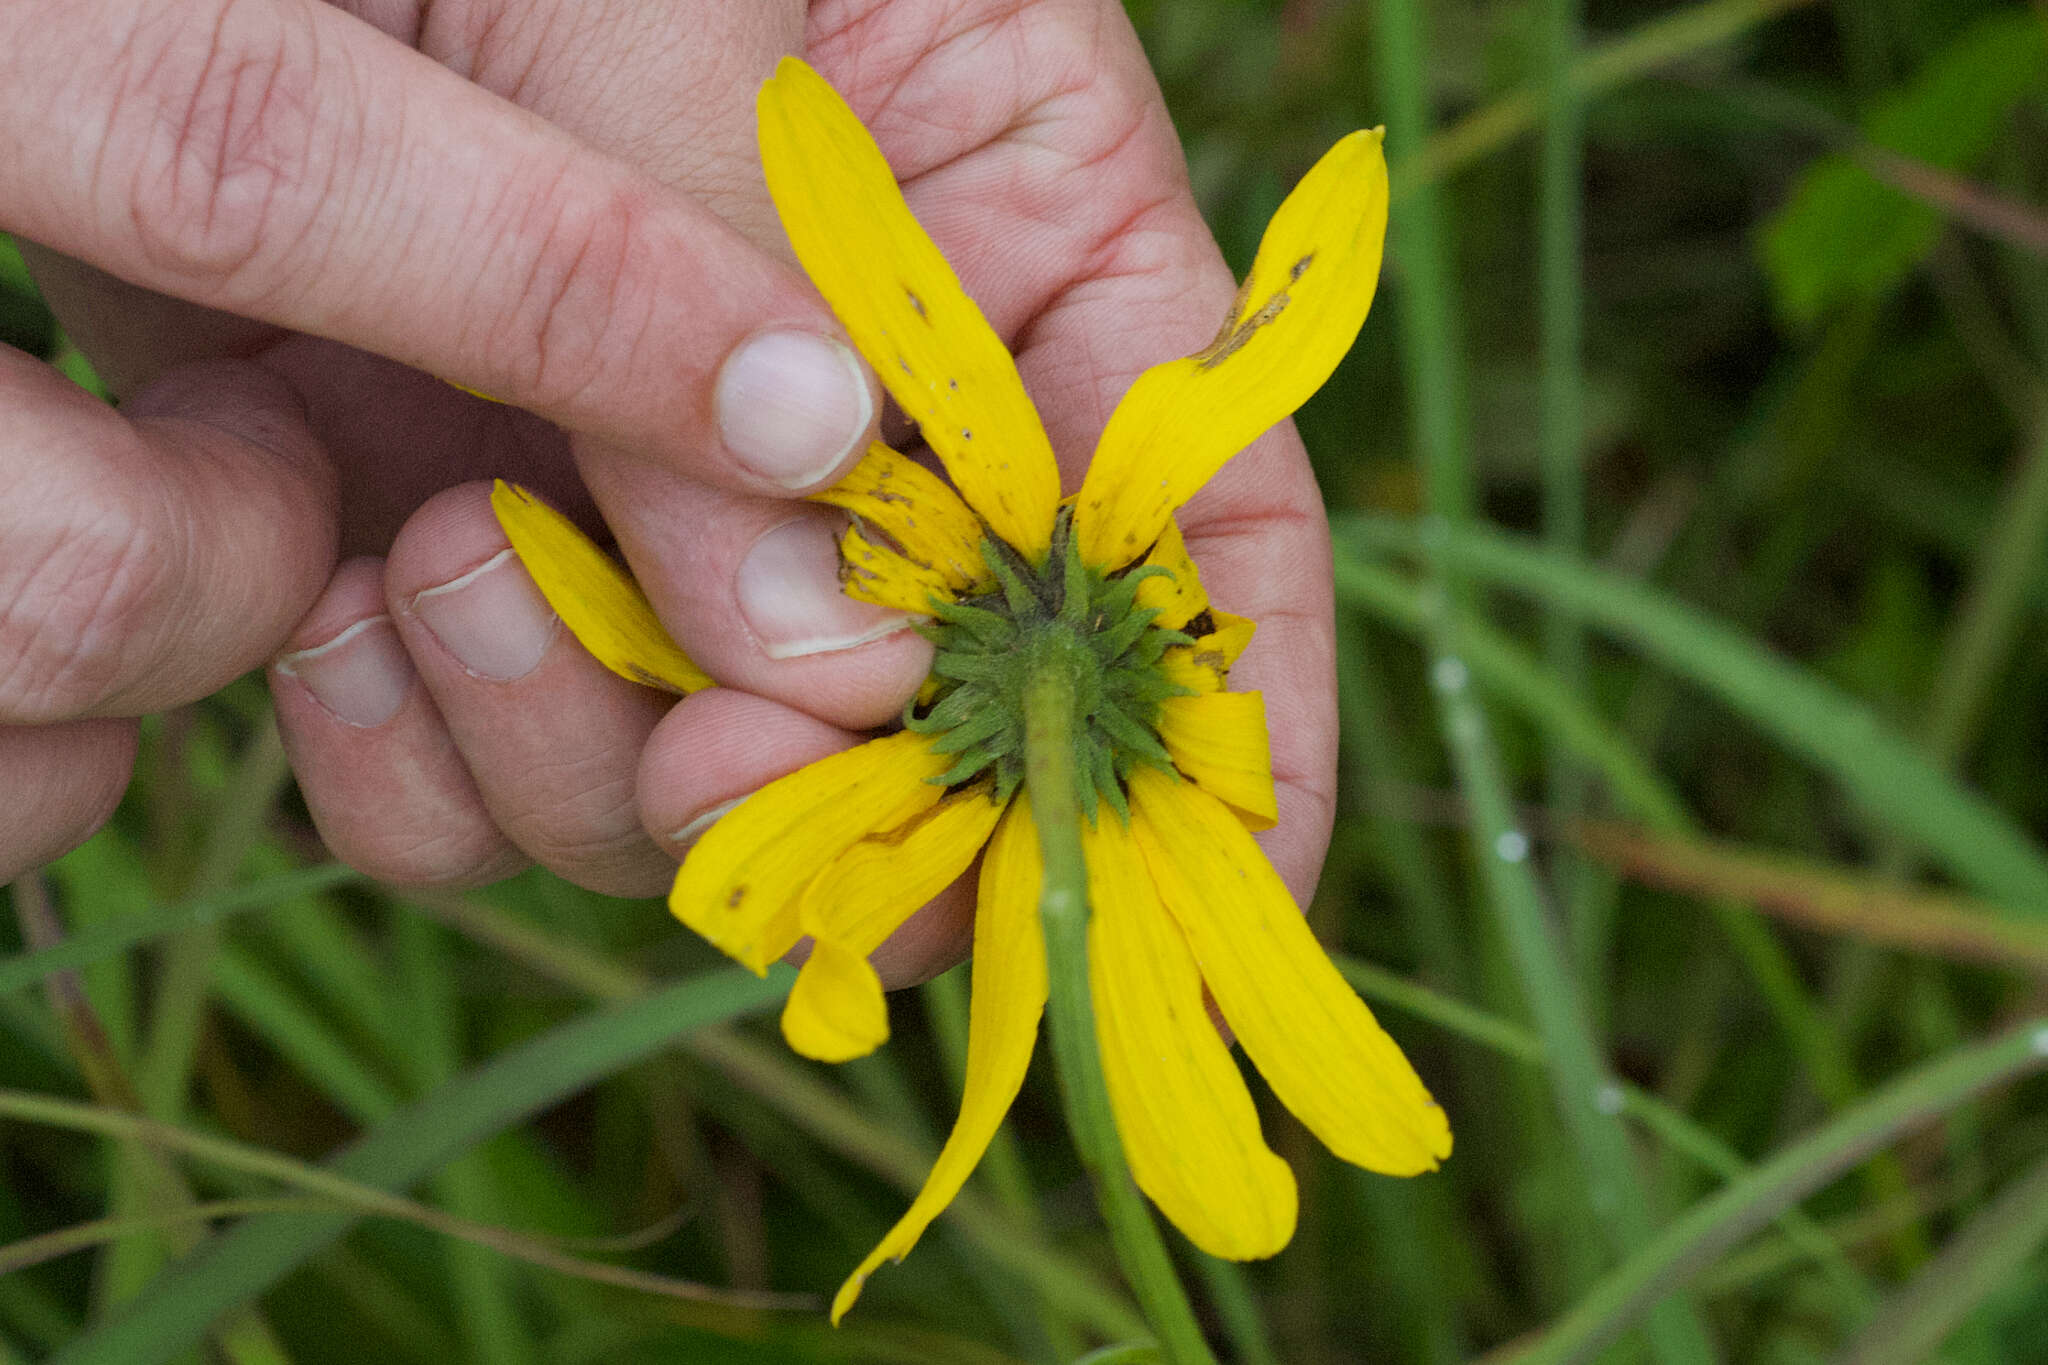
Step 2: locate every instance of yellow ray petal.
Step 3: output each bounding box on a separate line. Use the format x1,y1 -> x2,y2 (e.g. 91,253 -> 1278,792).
781,786 -> 1005,1063
1156,691 -> 1278,830
759,58 -> 1059,562
811,444 -> 994,597
1205,612 -> 1257,665
782,937 -> 891,1063
1159,612 -> 1258,695
1127,768 -> 1451,1175
1075,130 -> 1390,567
839,523 -> 956,615
1083,815 -> 1297,1259
671,732 -> 951,973
801,784 -> 1006,954
1132,517 -> 1207,630
490,481 -> 710,694
833,797 -> 1046,1322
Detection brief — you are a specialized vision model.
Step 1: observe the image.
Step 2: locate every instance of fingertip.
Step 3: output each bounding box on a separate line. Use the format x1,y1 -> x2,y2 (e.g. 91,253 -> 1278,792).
273,559 -> 524,888
638,688 -> 862,849
577,455 -> 934,730
867,879 -> 976,990
273,559 -> 415,731
384,485 -> 678,898
714,329 -> 882,492
0,718 -> 139,885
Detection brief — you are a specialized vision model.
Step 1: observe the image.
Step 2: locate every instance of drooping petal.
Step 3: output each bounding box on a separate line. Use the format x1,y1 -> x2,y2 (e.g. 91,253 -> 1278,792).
1083,815 -> 1297,1259
782,938 -> 889,1063
839,524 -> 958,615
1160,612 -> 1258,696
1132,517 -> 1208,630
491,481 -> 710,693
811,444 -> 994,597
1156,691 -> 1278,830
671,732 -> 951,973
777,785 -> 1008,1062
832,797 -> 1046,1322
759,58 -> 1060,562
801,784 -> 1006,954
1127,768 -> 1451,1175
1075,130 -> 1390,567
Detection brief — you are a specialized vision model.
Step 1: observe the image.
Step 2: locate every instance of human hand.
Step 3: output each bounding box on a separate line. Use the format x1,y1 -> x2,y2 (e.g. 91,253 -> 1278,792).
6,0 -> 1339,974
0,349 -> 337,885
626,0 -> 1342,978
2,0 -> 917,889
256,0 -> 1339,984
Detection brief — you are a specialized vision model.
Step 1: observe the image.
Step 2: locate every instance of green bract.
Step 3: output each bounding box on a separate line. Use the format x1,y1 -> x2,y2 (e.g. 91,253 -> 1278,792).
908,509 -> 1195,821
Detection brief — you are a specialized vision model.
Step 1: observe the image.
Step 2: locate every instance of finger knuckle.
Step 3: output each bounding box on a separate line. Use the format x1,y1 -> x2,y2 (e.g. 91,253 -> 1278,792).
112,0 -> 335,299
477,171 -> 657,407
331,823 -> 526,890
502,755 -> 654,885
0,495 -> 172,722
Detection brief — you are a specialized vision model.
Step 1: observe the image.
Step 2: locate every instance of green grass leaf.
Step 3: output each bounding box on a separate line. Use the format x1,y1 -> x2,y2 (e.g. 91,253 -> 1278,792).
1336,516 -> 2048,913
48,967 -> 790,1365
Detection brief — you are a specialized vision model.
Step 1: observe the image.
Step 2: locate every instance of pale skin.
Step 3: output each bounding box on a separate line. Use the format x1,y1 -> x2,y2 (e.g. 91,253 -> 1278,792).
0,0 -> 1337,986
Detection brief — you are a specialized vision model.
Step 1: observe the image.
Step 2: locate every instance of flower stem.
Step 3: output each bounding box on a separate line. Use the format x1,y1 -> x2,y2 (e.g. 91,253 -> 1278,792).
1022,632 -> 1218,1365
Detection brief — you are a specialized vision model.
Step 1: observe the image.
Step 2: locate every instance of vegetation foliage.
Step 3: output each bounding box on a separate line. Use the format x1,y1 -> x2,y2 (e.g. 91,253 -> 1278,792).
7,0 -> 2048,1359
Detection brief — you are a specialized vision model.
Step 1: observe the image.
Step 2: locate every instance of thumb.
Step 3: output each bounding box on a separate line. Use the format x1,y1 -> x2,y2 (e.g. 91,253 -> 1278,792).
0,350 -> 338,722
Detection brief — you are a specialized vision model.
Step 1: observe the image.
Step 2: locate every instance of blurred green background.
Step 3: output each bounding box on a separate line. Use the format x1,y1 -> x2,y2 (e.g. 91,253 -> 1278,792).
8,0 -> 2048,1360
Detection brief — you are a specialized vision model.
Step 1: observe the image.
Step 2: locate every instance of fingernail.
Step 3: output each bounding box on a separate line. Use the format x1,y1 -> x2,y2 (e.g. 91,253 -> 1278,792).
410,549 -> 559,682
670,797 -> 745,850
738,517 -> 914,660
716,331 -> 873,488
276,617 -> 413,728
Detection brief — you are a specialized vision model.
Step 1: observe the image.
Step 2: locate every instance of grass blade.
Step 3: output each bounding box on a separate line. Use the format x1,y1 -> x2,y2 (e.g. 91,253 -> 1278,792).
1513,1022 -> 2048,1364
0,865 -> 362,999
1336,516 -> 2048,911
48,967 -> 790,1365
1829,1148 -> 2048,1365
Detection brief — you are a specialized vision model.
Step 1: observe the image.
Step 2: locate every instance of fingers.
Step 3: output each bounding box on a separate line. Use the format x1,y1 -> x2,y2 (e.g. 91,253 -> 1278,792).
0,719 -> 138,885
576,452 -> 933,732
383,485 -> 675,896
272,557 -> 526,888
0,0 -> 880,496
811,5 -> 1338,898
0,349 -> 337,724
408,0 -> 805,242
274,485 -> 687,895
637,689 -> 974,987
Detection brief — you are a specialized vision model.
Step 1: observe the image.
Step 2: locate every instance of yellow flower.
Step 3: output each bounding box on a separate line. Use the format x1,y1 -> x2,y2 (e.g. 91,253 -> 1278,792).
494,56 -> 1449,1321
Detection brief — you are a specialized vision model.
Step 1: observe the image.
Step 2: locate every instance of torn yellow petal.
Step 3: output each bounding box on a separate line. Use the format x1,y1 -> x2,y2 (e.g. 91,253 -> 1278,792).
839,523 -> 957,616
801,784 -> 1006,954
1159,612 -> 1258,696
491,481 -> 710,694
833,797 -> 1046,1322
1205,612 -> 1257,665
759,58 -> 1059,562
811,444 -> 994,597
782,938 -> 890,1063
671,732 -> 950,974
1128,768 -> 1451,1175
1083,815 -> 1297,1260
1156,691 -> 1278,830
1133,517 -> 1207,630
1075,130 -> 1390,567
779,787 -> 1004,1064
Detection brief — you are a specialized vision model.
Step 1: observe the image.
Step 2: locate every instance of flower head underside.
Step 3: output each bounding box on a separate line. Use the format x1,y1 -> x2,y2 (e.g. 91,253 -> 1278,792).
493,55 -> 1449,1323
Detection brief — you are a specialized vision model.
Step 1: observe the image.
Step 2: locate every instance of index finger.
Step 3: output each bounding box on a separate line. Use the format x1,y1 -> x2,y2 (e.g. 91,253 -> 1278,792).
0,0 -> 880,496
